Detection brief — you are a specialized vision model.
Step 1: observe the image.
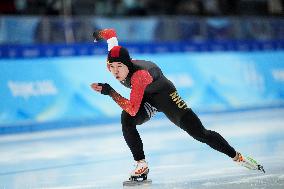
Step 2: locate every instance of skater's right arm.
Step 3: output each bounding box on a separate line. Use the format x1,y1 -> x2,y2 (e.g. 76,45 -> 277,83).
90,70 -> 153,116
108,70 -> 153,116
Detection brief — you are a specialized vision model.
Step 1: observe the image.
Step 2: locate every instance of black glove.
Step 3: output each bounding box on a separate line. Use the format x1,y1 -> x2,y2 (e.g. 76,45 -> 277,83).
92,30 -> 103,42
98,83 -> 113,95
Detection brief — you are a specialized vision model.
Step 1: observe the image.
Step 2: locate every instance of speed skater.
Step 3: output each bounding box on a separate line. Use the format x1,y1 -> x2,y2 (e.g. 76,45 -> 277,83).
90,29 -> 265,182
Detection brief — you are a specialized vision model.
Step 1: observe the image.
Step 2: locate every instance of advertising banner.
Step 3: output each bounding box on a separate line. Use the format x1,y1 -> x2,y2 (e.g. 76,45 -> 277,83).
0,51 -> 284,133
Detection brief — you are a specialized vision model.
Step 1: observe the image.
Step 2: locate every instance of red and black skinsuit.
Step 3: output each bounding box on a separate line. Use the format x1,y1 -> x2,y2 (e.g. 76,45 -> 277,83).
106,53 -> 237,161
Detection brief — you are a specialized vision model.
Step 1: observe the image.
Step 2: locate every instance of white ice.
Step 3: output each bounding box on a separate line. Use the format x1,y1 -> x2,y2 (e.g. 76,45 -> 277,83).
0,108 -> 284,189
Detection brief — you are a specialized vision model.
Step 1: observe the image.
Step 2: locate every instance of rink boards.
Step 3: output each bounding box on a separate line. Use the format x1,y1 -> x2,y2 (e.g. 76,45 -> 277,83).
1,50 -> 284,134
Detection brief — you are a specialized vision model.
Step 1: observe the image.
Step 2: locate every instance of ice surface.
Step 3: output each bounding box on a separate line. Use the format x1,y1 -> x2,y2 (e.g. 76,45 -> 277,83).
0,109 -> 284,189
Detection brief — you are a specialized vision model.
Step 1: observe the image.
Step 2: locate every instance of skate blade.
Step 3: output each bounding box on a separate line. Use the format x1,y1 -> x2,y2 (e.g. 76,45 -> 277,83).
123,179 -> 152,187
258,165 -> 265,173
241,161 -> 265,173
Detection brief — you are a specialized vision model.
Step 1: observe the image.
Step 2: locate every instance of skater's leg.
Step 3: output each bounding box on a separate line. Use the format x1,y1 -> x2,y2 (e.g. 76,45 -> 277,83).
155,88 -> 237,158
179,109 -> 236,158
153,86 -> 264,172
177,110 -> 265,172
121,105 -> 150,161
151,86 -> 236,158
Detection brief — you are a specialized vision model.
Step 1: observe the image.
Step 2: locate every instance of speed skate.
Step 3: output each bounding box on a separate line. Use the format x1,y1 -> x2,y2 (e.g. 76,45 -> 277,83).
123,169 -> 152,187
235,152 -> 265,173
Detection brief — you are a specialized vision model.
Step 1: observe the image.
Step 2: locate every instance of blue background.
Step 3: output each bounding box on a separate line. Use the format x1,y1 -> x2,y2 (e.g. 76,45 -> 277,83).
1,48 -> 284,134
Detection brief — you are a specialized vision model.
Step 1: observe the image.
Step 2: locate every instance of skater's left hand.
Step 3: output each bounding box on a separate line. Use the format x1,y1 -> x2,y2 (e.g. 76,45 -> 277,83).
91,83 -> 113,95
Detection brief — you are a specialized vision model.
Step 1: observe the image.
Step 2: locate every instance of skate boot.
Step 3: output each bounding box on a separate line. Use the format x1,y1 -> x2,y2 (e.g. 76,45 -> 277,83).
130,159 -> 149,181
92,28 -> 117,42
123,160 -> 152,186
234,152 -> 265,173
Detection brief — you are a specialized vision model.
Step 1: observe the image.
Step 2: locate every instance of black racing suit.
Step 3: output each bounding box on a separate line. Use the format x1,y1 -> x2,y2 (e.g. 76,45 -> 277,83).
120,60 -> 236,161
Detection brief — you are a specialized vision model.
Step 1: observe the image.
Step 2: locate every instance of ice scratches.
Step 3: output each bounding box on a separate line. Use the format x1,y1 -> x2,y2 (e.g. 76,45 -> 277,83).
278,174 -> 284,179
201,173 -> 284,189
44,184 -> 97,189
227,174 -> 280,184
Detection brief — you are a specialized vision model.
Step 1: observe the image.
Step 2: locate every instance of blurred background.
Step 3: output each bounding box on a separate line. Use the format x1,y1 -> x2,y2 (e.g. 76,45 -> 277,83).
0,0 -> 284,44
0,1 -> 284,189
0,0 -> 283,132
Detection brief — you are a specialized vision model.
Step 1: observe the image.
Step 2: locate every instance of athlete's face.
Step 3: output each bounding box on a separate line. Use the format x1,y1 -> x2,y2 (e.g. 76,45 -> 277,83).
108,62 -> 129,81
